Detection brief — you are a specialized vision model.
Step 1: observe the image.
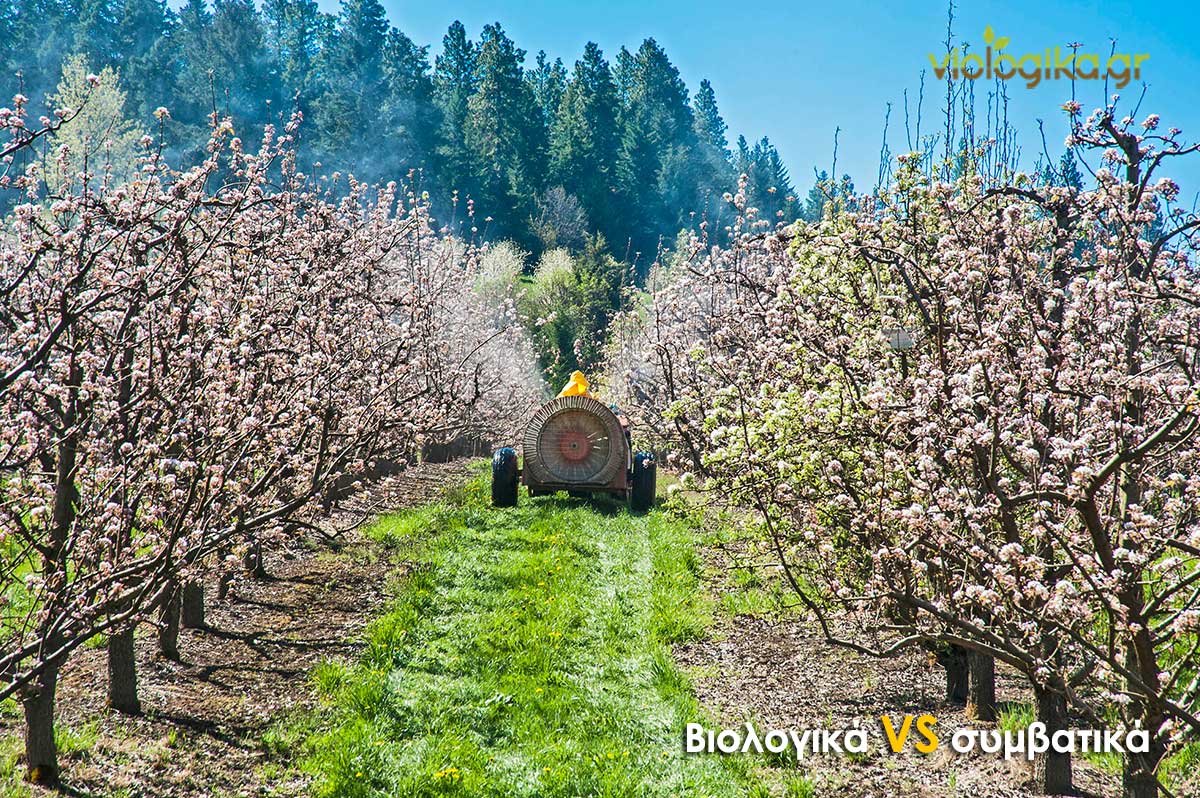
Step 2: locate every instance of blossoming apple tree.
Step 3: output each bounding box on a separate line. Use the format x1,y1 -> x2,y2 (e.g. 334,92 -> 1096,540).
609,106 -> 1200,798
0,99 -> 542,784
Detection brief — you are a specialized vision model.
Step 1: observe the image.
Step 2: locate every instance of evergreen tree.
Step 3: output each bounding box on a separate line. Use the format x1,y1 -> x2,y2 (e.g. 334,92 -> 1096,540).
380,28 -> 439,183
262,0 -> 322,106
757,137 -> 796,221
207,0 -> 269,126
798,168 -> 828,222
735,136 -> 797,223
689,77 -> 735,231
173,0 -> 215,127
527,51 -> 566,131
72,0 -> 121,66
620,38 -> 692,148
1059,149 -> 1083,189
334,0 -> 386,86
797,168 -> 853,223
549,42 -> 620,243
692,78 -> 727,155
0,6 -> 12,89
463,22 -> 545,246
1040,148 -> 1084,190
115,0 -> 176,121
312,0 -> 393,180
9,0 -> 76,100
617,38 -> 701,265
571,233 -> 626,371
0,1 -> 14,77
735,134 -> 750,170
433,20 -> 478,209
612,45 -> 636,112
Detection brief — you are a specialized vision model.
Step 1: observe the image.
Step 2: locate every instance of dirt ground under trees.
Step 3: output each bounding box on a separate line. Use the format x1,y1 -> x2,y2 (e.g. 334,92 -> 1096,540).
676,540 -> 1130,798
0,461 -> 472,798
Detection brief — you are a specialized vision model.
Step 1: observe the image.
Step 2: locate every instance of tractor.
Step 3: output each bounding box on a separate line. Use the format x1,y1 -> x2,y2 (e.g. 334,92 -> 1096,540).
490,388 -> 655,511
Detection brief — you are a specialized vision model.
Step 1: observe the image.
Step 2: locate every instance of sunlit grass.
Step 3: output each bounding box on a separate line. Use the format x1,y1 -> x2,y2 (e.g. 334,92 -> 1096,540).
996,702 -> 1035,734
301,472 -> 761,797
1161,741 -> 1200,791
0,714 -> 101,796
0,723 -> 30,798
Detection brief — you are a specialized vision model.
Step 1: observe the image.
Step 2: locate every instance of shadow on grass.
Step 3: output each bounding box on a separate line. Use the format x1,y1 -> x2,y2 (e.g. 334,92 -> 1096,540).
527,491 -> 654,518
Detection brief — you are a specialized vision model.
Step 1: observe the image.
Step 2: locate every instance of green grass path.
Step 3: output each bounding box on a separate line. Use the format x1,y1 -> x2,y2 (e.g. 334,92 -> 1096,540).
302,469 -> 762,797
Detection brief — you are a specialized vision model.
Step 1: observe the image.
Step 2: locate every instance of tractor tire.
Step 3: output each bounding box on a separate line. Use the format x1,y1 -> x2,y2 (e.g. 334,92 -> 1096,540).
492,447 -> 519,507
630,452 -> 656,512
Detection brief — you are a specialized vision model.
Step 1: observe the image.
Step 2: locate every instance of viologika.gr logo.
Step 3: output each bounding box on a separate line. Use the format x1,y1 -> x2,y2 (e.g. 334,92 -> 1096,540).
928,26 -> 1149,89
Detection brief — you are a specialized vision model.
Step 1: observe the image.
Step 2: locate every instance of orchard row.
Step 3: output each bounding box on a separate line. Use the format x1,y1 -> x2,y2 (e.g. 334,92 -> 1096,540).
606,105 -> 1200,798
0,93 -> 543,784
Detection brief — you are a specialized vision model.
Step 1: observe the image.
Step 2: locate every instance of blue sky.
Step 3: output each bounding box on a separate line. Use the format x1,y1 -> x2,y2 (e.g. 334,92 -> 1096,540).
322,0 -> 1200,197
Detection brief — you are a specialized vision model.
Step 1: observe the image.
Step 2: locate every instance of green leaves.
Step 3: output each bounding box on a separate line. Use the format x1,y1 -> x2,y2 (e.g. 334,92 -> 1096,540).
982,25 -> 1010,51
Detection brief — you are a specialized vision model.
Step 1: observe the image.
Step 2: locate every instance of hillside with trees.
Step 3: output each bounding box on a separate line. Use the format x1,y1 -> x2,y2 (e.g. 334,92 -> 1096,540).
1,0 -> 802,261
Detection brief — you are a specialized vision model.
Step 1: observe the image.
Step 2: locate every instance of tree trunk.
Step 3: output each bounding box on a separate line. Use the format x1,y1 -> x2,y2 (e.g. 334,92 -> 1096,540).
1032,686 -> 1073,795
28,361 -> 78,787
935,643 -> 969,704
158,584 -> 181,660
966,650 -> 997,722
1122,735 -> 1165,798
107,627 -> 141,714
181,581 -> 205,629
21,663 -> 60,786
243,540 -> 268,579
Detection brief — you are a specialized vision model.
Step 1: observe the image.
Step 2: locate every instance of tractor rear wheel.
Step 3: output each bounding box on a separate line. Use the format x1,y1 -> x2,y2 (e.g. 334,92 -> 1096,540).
492,448 -> 519,507
630,452 -> 656,512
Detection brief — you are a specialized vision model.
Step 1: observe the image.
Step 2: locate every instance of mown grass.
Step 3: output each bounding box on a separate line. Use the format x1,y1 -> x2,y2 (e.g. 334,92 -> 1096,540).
667,497 -> 808,622
0,698 -> 101,798
0,698 -> 28,798
300,470 -> 764,797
